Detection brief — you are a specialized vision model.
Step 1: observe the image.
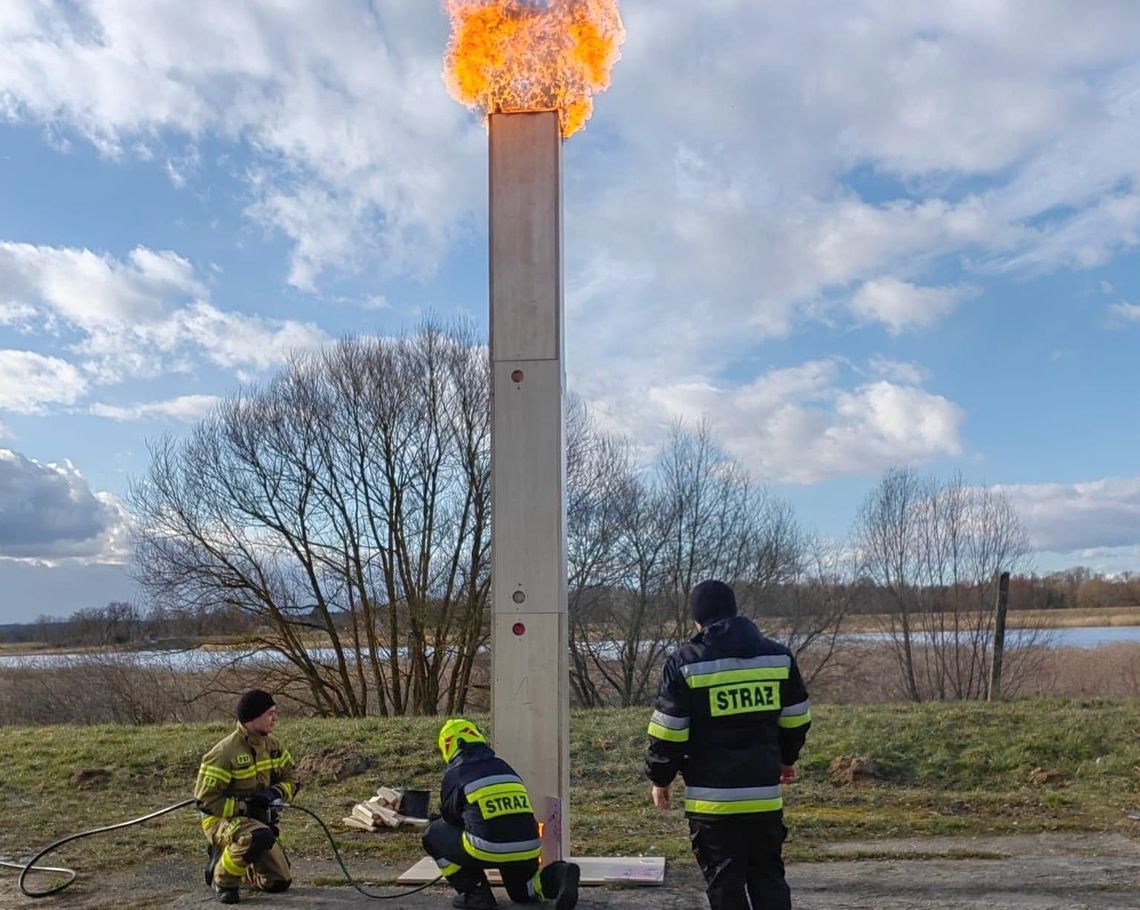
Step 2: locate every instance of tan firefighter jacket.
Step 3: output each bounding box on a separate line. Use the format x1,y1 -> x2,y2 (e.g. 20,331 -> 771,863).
194,722 -> 301,827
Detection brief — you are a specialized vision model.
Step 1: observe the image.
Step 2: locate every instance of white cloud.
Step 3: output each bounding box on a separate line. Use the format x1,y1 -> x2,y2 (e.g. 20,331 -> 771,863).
1107,301 -> 1140,324
0,242 -> 203,330
157,304 -> 328,372
851,278 -> 978,333
1037,545 -> 1140,576
0,350 -> 87,413
0,1 -> 478,289
0,449 -> 127,561
997,476 -> 1140,552
867,356 -> 930,385
645,360 -> 964,484
4,1 -> 1140,312
0,242 -> 330,387
90,394 -> 221,422
0,301 -> 37,326
995,190 -> 1140,273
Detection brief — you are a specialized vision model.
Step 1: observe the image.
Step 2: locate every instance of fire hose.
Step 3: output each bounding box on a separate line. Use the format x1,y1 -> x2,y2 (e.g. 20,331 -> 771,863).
0,799 -> 441,900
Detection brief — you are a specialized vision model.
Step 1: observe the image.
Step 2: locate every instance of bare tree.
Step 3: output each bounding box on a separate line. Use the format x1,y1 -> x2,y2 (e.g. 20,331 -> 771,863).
565,397 -> 638,707
568,420 -> 812,707
763,534 -> 854,687
854,468 -> 1035,701
130,323 -> 491,716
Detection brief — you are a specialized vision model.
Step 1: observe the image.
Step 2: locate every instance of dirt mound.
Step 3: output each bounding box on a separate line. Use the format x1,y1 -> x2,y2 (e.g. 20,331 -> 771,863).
1027,767 -> 1068,787
296,748 -> 373,783
71,768 -> 113,790
828,754 -> 885,785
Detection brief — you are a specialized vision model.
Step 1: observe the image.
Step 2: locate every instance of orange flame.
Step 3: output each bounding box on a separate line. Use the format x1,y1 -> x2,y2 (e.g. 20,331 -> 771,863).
443,0 -> 625,139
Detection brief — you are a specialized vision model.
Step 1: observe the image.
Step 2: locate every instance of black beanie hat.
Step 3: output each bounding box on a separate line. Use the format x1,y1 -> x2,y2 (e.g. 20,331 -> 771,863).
236,689 -> 276,724
689,579 -> 738,626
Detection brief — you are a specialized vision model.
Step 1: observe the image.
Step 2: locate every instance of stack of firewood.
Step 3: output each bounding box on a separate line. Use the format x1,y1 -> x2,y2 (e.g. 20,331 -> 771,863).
342,786 -> 429,831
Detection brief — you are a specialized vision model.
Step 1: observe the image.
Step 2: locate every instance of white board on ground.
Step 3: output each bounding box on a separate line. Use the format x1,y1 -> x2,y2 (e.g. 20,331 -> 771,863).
397,855 -> 665,886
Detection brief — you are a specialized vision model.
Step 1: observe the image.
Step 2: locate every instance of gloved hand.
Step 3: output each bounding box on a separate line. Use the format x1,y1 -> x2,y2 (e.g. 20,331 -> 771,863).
242,788 -> 285,823
257,786 -> 286,807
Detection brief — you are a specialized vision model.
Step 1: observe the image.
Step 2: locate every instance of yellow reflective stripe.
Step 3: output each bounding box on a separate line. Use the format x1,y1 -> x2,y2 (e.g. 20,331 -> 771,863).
249,757 -> 291,772
684,797 -> 783,814
198,763 -> 232,782
279,782 -> 295,800
778,711 -> 812,728
648,721 -> 690,742
439,862 -> 461,876
201,815 -> 219,832
684,667 -> 789,689
221,848 -> 246,876
222,797 -> 236,818
461,832 -> 542,863
227,757 -> 292,779
466,782 -> 529,803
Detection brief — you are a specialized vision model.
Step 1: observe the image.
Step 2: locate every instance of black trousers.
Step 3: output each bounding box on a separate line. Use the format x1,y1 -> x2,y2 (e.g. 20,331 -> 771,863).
689,813 -> 790,910
422,819 -> 540,902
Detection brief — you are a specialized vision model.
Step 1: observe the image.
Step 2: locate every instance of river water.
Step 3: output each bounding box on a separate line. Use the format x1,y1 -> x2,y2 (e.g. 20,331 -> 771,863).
1,625 -> 1137,669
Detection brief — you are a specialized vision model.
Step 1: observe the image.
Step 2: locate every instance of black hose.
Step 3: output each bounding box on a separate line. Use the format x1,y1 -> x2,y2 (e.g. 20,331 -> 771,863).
5,798 -> 198,897
281,804 -> 442,899
2,799 -> 442,900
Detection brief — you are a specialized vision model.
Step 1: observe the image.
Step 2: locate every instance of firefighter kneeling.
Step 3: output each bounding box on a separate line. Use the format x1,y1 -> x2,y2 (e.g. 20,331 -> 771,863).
422,719 -> 580,910
194,690 -> 301,904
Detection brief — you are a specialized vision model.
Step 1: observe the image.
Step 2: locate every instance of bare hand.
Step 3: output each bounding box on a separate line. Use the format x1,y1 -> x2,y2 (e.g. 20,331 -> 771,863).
780,764 -> 798,784
651,785 -> 671,810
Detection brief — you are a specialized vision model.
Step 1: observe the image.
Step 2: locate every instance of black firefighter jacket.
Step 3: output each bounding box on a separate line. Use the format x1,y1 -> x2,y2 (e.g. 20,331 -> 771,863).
440,743 -> 543,864
646,615 -> 812,819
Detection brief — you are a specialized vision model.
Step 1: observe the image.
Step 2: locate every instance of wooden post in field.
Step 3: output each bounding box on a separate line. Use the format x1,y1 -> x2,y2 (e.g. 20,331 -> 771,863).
988,571 -> 1011,702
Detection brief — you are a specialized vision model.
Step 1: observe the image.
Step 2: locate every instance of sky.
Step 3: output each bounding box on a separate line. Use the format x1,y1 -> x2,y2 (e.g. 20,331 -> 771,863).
1,0 -> 1139,623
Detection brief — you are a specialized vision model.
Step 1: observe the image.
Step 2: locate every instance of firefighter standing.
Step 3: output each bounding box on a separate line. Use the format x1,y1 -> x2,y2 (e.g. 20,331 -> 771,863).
646,580 -> 811,910
421,718 -> 581,910
195,690 -> 301,904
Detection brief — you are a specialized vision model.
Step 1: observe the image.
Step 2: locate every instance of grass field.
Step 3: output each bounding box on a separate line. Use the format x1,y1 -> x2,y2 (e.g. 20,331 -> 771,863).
1,699 -> 1137,878
837,604 -> 1140,632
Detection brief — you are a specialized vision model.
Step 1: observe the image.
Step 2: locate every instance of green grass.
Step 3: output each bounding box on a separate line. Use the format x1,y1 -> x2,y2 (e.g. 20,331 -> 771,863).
0,699 -> 1137,876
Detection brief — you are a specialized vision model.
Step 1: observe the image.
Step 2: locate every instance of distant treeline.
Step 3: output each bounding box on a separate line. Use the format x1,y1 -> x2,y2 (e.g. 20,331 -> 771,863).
4,568 -> 1136,650
0,601 -> 246,647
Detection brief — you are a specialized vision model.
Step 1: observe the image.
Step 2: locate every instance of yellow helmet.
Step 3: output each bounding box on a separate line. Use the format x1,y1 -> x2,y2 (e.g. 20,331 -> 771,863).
438,718 -> 487,763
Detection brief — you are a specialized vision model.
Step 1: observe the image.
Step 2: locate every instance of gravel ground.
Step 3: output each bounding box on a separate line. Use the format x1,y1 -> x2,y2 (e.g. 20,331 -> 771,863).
3,833 -> 1138,910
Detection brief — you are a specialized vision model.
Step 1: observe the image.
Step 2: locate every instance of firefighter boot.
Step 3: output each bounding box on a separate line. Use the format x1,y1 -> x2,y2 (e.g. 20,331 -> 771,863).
212,882 -> 240,904
540,861 -> 581,910
451,880 -> 496,909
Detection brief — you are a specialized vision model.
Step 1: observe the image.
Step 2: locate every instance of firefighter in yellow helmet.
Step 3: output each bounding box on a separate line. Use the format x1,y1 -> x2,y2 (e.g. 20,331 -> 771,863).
421,718 -> 580,910
194,690 -> 301,904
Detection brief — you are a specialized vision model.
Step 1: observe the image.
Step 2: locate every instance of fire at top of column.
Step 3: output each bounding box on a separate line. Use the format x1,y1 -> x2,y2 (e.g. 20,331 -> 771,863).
443,0 -> 625,138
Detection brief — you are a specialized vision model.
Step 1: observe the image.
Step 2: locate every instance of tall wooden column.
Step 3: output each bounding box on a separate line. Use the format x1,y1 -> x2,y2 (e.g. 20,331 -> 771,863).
488,110 -> 569,859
